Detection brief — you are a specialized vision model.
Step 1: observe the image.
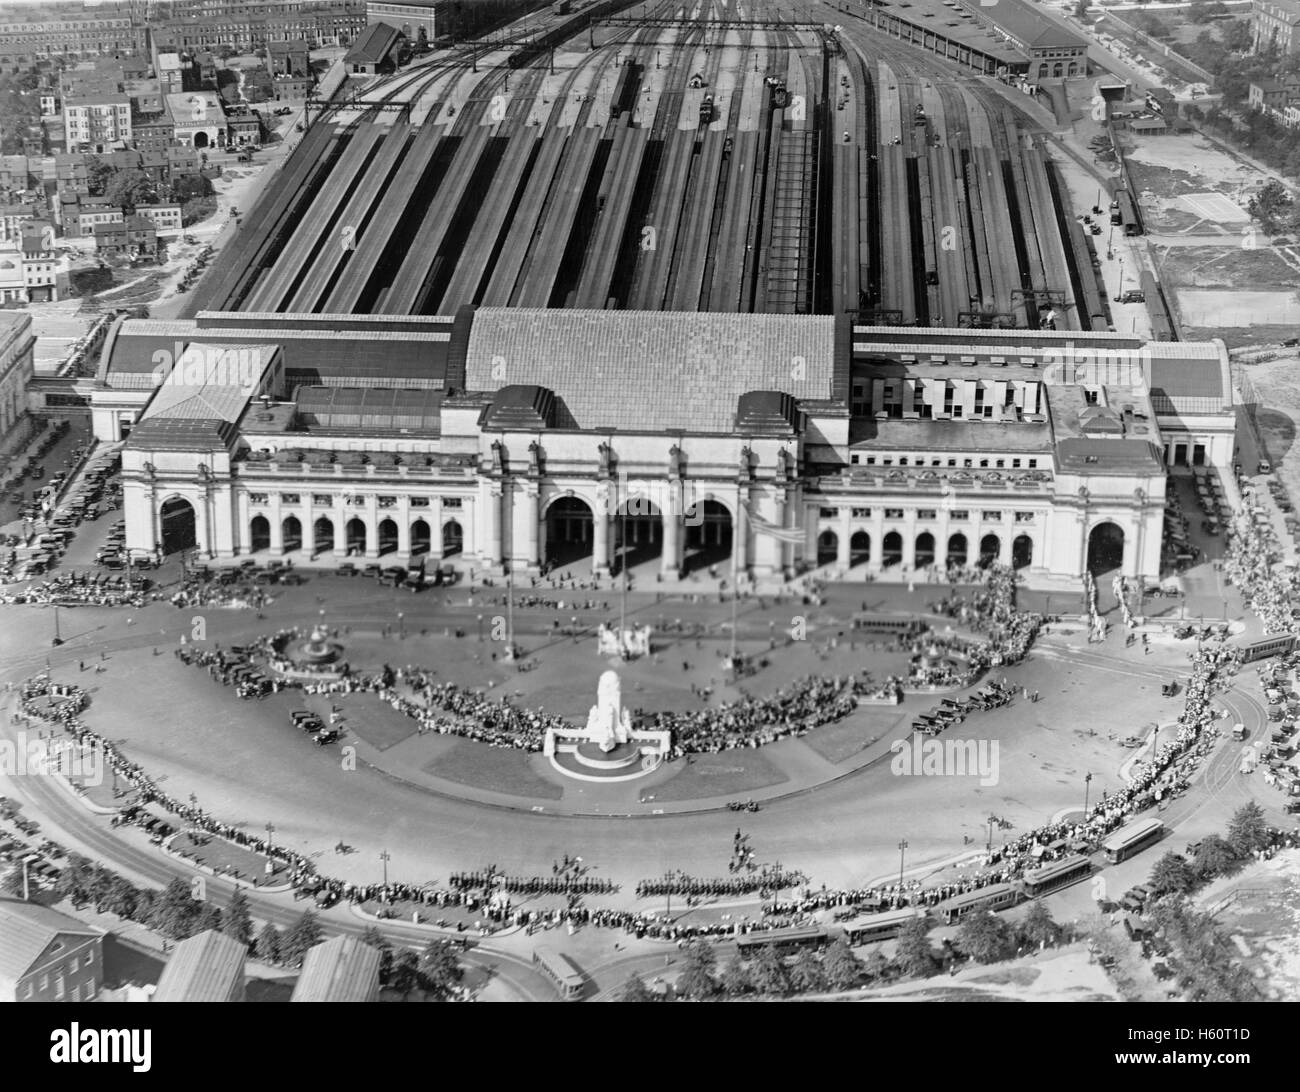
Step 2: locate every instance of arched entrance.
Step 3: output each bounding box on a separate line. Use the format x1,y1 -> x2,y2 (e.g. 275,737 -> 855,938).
411,519 -> 430,556
159,496 -> 196,554
915,532 -> 935,567
545,497 -> 592,567
377,518 -> 398,556
313,516 -> 334,556
442,519 -> 463,557
1087,521 -> 1124,575
282,515 -> 302,553
683,499 -> 732,574
614,497 -> 662,574
345,517 -> 366,556
850,530 -> 870,566
1012,534 -> 1033,570
882,530 -> 903,567
817,530 -> 838,566
249,514 -> 270,553
947,533 -> 968,568
979,533 -> 1000,568
193,130 -> 209,149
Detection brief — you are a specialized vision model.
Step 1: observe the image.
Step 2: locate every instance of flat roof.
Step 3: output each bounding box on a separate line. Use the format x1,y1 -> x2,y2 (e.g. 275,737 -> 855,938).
876,0 -> 1028,64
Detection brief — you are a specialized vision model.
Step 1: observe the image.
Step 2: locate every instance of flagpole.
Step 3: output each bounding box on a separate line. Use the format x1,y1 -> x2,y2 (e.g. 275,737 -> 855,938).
730,502 -> 740,665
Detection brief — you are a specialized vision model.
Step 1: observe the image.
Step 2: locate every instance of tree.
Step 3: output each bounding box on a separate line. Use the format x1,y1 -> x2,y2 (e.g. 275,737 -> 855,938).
1017,901 -> 1059,949
224,889 -> 253,947
254,921 -> 281,964
281,909 -> 323,966
389,949 -> 421,995
417,940 -> 465,1001
675,939 -> 717,1000
863,949 -> 891,983
103,169 -> 156,215
894,916 -> 937,978
619,972 -> 655,1002
746,946 -> 790,996
193,902 -> 223,935
821,936 -> 864,990
1191,834 -> 1240,880
85,155 -> 114,197
718,953 -> 752,996
788,949 -> 828,993
54,853 -> 95,908
957,909 -> 1014,964
359,926 -> 393,983
1149,852 -> 1197,897
150,877 -> 200,940
101,876 -> 138,920
1222,19 -> 1254,53
0,864 -> 24,897
1227,801 -> 1270,857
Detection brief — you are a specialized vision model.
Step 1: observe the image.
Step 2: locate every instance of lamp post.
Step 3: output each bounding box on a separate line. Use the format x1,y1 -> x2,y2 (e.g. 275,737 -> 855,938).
476,613 -> 484,642
987,814 -> 997,852
1083,772 -> 1093,820
397,612 -> 405,639
897,839 -> 908,887
52,603 -> 62,646
380,848 -> 391,892
264,821 -> 275,876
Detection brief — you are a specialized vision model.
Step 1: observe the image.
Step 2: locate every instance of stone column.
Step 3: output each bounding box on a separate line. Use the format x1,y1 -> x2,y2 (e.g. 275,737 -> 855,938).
269,497 -> 283,554
397,504 -> 411,557
486,484 -> 503,568
661,479 -> 680,576
836,506 -> 851,568
333,512 -> 347,557
592,485 -> 610,577
524,484 -> 540,571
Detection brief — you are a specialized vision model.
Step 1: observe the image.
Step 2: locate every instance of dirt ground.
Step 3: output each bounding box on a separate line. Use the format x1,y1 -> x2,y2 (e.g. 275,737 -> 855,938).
1235,351 -> 1300,499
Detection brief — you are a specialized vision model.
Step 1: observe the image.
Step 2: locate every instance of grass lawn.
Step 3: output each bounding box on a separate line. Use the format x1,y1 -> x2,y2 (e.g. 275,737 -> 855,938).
424,741 -> 564,800
640,750 -> 789,804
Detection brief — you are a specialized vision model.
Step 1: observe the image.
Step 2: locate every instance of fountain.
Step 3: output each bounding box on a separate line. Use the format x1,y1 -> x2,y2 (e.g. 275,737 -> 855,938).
545,669 -> 671,782
271,625 -> 348,680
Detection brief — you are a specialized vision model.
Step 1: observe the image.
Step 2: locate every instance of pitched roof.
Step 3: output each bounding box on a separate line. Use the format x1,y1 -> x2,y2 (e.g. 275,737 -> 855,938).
344,21 -> 402,65
463,308 -> 837,433
291,936 -> 381,1002
0,899 -> 102,994
152,929 -> 245,1003
142,342 -> 276,423
295,385 -> 443,434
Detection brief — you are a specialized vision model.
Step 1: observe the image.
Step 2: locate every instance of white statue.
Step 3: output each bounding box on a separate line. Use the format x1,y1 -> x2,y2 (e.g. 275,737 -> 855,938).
585,669 -> 633,752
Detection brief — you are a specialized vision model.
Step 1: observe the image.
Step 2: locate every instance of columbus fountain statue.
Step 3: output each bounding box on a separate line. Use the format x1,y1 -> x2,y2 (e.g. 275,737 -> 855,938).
544,669 -> 671,780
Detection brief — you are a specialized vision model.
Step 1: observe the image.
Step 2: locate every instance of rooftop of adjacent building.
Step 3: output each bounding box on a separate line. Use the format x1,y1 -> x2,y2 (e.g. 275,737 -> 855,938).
0,898 -> 102,994
151,928 -> 245,1003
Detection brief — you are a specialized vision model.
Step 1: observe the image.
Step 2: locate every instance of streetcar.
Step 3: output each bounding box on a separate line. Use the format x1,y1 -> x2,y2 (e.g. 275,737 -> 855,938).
735,925 -> 829,958
851,612 -> 926,637
1019,854 -> 1092,899
840,907 -> 927,945
533,946 -> 585,1001
1102,817 -> 1165,864
934,883 -> 1022,925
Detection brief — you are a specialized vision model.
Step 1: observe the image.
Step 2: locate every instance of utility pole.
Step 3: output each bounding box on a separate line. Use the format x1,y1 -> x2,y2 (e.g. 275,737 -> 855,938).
897,839 -> 908,887
1083,772 -> 1093,819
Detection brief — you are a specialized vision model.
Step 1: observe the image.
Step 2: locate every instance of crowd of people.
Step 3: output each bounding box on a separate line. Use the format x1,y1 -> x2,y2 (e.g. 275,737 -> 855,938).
2,571 -> 148,608
169,574 -> 269,611
636,866 -> 808,899
1222,503 -> 1297,634
447,870 -> 617,896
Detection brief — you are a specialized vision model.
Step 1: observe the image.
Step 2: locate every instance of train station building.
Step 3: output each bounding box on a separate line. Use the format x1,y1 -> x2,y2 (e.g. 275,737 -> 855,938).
93,308 -> 1234,585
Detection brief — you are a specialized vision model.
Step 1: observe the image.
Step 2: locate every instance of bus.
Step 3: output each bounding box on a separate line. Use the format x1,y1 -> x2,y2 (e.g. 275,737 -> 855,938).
1020,854 -> 1092,899
533,946 -> 584,1000
852,613 -> 926,637
1102,817 -> 1165,864
934,883 -> 1021,925
735,925 -> 829,958
841,907 -> 927,945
